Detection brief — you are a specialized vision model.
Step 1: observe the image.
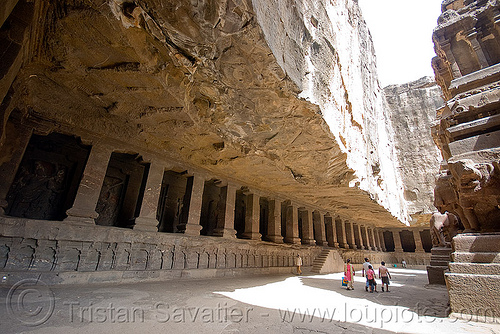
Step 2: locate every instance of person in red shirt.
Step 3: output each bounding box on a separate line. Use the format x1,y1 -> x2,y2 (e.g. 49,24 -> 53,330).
367,265 -> 378,293
344,259 -> 355,290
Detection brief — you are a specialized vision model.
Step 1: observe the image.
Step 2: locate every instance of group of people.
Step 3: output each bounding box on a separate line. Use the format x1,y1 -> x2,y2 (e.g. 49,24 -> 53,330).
344,257 -> 392,292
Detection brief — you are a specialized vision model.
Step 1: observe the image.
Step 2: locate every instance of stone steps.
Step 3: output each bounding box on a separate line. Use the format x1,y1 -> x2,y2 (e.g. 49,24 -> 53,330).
446,233 -> 500,317
311,249 -> 331,273
452,233 -> 500,253
431,247 -> 453,256
452,252 -> 500,263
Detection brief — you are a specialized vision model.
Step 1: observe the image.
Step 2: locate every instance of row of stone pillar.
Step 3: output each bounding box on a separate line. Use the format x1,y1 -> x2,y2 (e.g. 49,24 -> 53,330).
0,134 -> 428,252
391,228 -> 426,253
57,142 -> 392,249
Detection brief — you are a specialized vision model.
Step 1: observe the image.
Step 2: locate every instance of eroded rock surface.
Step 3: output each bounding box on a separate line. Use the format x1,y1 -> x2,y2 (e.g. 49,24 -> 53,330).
0,0 -> 418,227
384,77 -> 444,225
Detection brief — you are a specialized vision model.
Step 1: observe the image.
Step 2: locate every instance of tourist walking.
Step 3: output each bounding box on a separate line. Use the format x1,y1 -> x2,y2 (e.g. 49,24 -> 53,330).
344,259 -> 355,290
379,261 -> 392,292
295,254 -> 303,275
367,265 -> 378,292
362,257 -> 371,291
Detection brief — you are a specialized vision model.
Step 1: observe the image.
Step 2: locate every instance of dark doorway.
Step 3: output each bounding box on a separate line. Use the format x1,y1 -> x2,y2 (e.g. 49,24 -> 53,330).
401,230 -> 416,252
420,229 -> 432,253
157,170 -> 192,233
335,217 -> 343,246
200,180 -> 221,236
95,152 -> 148,228
6,132 -> 90,221
234,189 -> 246,238
260,198 -> 269,241
383,231 -> 395,252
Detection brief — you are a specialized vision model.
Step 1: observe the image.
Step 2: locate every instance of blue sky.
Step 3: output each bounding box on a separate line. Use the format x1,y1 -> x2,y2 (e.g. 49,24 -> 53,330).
358,0 -> 443,87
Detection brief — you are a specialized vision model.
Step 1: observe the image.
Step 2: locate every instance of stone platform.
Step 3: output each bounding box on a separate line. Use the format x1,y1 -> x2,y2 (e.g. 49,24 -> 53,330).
427,247 -> 452,285
446,233 -> 500,318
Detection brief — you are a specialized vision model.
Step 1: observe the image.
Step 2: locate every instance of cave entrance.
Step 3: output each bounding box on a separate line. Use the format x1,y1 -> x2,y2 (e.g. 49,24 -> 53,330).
200,179 -> 222,236
95,152 -> 148,228
6,132 -> 90,221
420,230 -> 432,253
156,170 -> 192,233
335,217 -> 343,247
383,231 -> 396,252
259,197 -> 269,241
234,189 -> 246,238
400,230 -> 416,252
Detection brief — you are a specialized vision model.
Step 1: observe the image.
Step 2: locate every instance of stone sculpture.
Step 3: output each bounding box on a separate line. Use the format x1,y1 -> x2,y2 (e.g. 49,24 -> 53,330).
429,211 -> 461,248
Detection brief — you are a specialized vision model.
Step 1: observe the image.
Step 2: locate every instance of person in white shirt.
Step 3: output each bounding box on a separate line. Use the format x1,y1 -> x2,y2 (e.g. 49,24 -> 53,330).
362,258 -> 371,292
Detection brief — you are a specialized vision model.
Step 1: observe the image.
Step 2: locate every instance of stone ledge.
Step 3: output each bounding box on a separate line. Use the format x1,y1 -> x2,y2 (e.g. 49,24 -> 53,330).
452,252 -> 500,263
448,262 -> 500,275
452,233 -> 500,253
0,266 -> 303,285
0,216 -> 308,250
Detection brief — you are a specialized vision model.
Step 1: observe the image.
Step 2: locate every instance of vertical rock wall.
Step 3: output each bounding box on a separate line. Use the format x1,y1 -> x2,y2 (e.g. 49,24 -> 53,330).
384,77 -> 444,222
252,0 -> 409,223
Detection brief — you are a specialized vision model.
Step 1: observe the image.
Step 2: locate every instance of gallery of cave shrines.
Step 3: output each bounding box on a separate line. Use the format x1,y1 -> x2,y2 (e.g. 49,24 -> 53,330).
0,0 -> 498,320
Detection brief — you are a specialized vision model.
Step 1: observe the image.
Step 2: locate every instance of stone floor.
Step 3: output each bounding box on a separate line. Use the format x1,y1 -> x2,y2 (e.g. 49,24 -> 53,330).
1,268 -> 499,334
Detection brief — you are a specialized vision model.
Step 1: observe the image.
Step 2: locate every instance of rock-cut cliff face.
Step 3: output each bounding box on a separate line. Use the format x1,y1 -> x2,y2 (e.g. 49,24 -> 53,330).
384,77 -> 444,225
253,0 -> 410,223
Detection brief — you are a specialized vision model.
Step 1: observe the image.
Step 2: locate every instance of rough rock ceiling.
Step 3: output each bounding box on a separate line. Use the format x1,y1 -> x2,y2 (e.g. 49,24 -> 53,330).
11,0 -> 403,227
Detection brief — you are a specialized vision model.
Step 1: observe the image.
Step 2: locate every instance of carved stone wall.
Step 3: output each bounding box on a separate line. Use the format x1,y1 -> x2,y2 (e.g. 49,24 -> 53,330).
0,217 -> 322,283
432,0 -> 500,233
431,0 -> 500,316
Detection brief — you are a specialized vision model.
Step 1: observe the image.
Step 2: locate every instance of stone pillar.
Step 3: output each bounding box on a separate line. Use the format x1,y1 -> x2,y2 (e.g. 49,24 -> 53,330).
393,229 -> 404,252
313,211 -> 328,246
134,160 -> 164,232
442,41 -> 462,78
356,224 -> 365,250
0,123 -> 32,215
266,198 -> 283,243
364,226 -> 372,250
242,193 -> 261,240
379,230 -> 387,252
325,216 -> 338,247
300,209 -> 315,245
284,203 -> 301,244
348,221 -> 357,250
182,174 -> 204,236
213,182 -> 237,238
467,29 -> 489,68
65,142 -> 113,224
368,227 -> 377,251
413,229 -> 425,253
374,228 -> 382,251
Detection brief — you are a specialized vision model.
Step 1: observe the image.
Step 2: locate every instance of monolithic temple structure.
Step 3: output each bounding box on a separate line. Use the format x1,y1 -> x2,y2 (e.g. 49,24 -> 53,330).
432,0 -> 500,318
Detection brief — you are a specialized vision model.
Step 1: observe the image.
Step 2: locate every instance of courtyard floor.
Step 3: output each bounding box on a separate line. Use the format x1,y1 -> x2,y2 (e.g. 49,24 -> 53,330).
1,268 -> 499,333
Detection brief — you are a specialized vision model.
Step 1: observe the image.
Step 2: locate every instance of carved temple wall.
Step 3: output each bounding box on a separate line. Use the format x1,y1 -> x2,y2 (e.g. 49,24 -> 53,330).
431,0 -> 500,318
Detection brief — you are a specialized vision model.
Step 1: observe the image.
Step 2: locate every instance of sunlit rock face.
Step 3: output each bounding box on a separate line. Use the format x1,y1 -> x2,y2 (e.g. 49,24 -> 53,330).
384,77 -> 444,225
0,0 -> 416,227
252,0 -> 410,223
